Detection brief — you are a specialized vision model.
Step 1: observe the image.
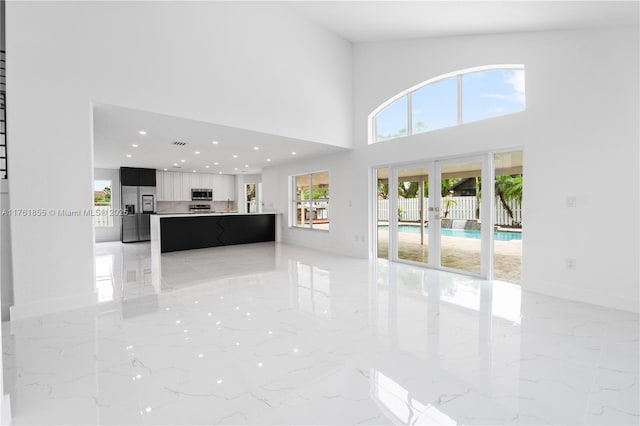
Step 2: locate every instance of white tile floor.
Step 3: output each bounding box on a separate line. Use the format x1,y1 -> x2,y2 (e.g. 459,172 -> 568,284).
3,242 -> 639,425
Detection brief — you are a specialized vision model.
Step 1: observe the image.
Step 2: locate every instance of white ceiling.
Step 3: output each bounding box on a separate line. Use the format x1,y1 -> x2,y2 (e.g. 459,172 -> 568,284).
286,1 -> 638,43
93,2 -> 638,175
93,104 -> 346,175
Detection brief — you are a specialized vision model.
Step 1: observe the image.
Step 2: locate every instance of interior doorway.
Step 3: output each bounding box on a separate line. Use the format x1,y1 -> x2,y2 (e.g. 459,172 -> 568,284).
245,183 -> 259,213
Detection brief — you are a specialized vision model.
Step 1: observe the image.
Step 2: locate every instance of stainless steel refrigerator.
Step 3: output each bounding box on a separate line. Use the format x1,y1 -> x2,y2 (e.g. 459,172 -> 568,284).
121,186 -> 156,242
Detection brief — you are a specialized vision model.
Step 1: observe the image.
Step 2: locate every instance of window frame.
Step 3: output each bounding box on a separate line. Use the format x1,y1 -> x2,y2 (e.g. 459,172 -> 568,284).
369,64 -> 525,144
94,179 -> 113,228
289,171 -> 330,231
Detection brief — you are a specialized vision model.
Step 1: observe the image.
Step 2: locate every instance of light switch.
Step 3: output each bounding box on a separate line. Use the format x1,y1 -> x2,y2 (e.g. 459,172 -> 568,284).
566,196 -> 576,208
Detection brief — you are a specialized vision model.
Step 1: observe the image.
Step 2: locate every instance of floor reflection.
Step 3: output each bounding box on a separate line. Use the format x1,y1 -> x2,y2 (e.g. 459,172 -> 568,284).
94,241 -> 278,305
372,369 -> 456,425
2,242 -> 634,425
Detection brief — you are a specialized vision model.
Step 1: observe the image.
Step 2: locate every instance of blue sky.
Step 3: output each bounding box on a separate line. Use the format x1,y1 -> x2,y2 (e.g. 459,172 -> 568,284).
94,180 -> 111,191
375,69 -> 525,139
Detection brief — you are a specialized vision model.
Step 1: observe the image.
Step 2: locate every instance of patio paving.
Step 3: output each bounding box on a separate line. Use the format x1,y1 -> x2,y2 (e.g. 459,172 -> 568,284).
377,230 -> 522,284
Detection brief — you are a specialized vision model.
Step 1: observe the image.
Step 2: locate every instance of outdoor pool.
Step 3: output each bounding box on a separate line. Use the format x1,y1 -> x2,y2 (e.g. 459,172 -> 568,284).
378,225 -> 522,241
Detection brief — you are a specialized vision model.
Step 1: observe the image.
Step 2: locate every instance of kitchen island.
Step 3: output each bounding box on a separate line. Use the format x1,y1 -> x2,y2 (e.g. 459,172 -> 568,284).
151,212 -> 278,253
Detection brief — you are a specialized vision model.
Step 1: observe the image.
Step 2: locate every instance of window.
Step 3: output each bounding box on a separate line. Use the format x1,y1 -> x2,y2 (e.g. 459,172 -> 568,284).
412,76 -> 458,134
291,171 -> 329,230
94,180 -> 112,227
293,261 -> 331,317
370,65 -> 525,143
462,68 -> 525,123
374,97 -> 408,142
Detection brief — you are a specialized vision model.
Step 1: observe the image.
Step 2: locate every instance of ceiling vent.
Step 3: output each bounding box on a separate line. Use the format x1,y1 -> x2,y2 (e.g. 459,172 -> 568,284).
172,141 -> 188,146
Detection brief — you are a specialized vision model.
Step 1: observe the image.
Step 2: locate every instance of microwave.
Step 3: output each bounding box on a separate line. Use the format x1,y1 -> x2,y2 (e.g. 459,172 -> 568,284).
191,188 -> 213,201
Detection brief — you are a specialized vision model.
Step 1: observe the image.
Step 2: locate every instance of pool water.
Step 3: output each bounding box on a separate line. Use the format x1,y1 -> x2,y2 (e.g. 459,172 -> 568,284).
379,225 -> 522,241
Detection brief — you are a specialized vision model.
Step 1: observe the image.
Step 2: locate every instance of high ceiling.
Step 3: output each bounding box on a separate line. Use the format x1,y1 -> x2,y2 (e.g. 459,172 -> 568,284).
286,1 -> 638,43
93,2 -> 638,175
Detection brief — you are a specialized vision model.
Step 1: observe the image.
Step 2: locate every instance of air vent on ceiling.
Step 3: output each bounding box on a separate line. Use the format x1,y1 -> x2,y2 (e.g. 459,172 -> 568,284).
172,141 -> 188,146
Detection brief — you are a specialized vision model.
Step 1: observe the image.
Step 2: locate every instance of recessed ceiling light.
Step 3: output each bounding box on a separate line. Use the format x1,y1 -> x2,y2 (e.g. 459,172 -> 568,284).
244,164 -> 249,168
132,144 -> 139,148
126,154 -> 132,158
192,170 -> 196,173
214,162 -> 219,166
234,167 -> 238,170
212,141 -> 219,145
291,151 -> 297,155
218,172 -> 222,174
181,159 -> 186,163
173,163 -> 178,166
232,154 -> 238,158
139,130 -> 147,135
195,151 -> 200,155
266,158 -> 271,162
205,165 -> 210,169
163,168 -> 168,171
253,146 -> 259,150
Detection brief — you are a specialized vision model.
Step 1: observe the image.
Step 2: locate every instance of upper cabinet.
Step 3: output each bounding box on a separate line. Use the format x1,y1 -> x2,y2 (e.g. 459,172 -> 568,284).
222,175 -> 236,201
212,174 -> 236,201
120,167 -> 157,186
156,171 -> 235,201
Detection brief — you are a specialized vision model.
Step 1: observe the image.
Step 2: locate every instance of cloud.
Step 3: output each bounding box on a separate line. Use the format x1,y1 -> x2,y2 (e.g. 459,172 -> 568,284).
482,93 -> 510,100
507,70 -> 525,104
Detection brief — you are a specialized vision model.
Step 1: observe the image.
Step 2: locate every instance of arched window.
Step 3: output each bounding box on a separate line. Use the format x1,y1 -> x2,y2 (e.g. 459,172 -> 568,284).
369,65 -> 525,143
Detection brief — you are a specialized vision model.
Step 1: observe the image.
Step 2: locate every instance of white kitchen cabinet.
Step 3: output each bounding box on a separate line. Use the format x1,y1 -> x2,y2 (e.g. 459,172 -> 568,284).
190,173 -> 201,189
225,175 -> 236,201
211,174 -> 223,200
180,172 -> 192,201
156,170 -> 164,201
168,171 -> 183,201
200,174 -> 214,190
156,171 -> 227,202
212,175 -> 235,201
163,172 -> 175,201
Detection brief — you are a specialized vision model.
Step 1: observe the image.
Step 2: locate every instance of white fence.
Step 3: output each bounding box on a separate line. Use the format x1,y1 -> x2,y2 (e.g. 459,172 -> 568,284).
378,196 -> 522,225
94,204 -> 113,227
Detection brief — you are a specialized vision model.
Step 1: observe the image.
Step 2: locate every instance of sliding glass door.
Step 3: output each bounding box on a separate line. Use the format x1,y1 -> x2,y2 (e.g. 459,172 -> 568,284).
396,166 -> 430,265
437,157 -> 487,276
381,154 -> 492,278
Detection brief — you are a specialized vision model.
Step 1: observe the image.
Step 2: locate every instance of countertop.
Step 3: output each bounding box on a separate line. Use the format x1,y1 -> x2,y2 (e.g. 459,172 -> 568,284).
152,212 -> 277,218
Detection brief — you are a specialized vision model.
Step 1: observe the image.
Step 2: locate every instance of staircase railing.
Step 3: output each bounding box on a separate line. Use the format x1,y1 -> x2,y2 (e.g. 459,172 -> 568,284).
0,49 -> 6,179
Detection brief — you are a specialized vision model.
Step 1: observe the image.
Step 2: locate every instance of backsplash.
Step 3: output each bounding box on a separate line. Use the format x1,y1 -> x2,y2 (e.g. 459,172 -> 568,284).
156,201 -> 237,213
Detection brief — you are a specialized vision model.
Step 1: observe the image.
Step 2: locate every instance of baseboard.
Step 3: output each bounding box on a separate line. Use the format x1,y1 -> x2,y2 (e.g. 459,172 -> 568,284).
525,280 -> 640,314
10,291 -> 97,321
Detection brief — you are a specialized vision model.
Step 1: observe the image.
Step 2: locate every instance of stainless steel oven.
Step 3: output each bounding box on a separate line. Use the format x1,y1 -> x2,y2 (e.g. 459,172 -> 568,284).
191,188 -> 212,201
189,204 -> 211,213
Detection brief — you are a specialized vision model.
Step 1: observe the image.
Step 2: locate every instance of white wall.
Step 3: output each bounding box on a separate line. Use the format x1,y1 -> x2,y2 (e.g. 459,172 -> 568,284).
263,27 -> 640,313
6,2 -> 352,319
93,168 -> 120,243
236,174 -> 262,214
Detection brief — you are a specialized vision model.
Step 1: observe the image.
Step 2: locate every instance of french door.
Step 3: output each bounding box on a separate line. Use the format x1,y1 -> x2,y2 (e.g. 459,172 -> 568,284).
384,154 -> 493,278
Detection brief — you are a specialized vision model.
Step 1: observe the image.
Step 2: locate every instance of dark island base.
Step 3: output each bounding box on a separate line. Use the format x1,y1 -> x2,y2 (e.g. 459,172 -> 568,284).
160,214 -> 276,253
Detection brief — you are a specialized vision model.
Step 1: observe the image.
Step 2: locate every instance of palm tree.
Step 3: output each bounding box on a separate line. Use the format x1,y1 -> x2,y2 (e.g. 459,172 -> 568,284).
377,182 -> 389,199
440,178 -> 461,196
442,197 -> 457,218
398,181 -> 419,198
495,175 -> 522,225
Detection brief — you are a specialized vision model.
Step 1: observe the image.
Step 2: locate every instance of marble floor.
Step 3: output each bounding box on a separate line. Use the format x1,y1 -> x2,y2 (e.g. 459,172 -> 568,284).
3,242 -> 638,425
